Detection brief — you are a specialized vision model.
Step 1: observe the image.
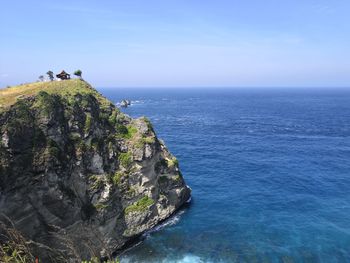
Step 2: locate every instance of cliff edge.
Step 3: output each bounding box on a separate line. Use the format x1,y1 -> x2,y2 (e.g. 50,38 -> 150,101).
0,80 -> 191,262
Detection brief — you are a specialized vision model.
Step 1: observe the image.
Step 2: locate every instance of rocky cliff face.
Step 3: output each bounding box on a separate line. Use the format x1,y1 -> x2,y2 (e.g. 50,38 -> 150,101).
0,80 -> 191,262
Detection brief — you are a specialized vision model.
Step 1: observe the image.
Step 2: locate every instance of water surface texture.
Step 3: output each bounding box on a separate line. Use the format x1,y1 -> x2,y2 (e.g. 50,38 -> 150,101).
99,88 -> 350,263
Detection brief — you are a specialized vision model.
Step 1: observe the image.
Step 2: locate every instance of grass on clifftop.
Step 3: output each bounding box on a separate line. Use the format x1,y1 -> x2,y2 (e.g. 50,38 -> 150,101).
0,79 -> 112,111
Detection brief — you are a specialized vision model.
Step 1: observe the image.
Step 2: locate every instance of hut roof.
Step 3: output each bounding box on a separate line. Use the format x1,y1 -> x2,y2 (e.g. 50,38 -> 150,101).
57,70 -> 70,76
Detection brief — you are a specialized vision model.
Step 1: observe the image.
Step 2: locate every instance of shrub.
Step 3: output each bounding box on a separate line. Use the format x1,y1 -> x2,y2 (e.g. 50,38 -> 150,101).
126,186 -> 136,197
125,196 -> 154,214
108,112 -> 117,126
116,125 -> 138,140
34,91 -> 58,117
99,112 -> 109,123
74,69 -> 82,79
115,124 -> 128,135
173,174 -> 181,181
46,70 -> 54,81
0,221 -> 34,263
142,136 -> 155,144
136,136 -> 155,148
118,152 -> 132,168
166,157 -> 179,168
77,140 -> 87,153
12,100 -> 32,121
112,171 -> 126,185
125,126 -> 137,139
84,114 -> 92,133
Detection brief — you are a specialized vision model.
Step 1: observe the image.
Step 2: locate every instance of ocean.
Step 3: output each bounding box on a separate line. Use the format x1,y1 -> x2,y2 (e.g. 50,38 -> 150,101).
98,87 -> 350,263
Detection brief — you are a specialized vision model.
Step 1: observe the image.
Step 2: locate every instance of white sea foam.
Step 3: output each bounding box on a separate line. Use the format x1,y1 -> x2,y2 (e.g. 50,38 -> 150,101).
131,100 -> 145,105
118,209 -> 188,260
144,210 -> 185,236
121,254 -> 212,263
162,254 -> 207,263
115,100 -> 145,108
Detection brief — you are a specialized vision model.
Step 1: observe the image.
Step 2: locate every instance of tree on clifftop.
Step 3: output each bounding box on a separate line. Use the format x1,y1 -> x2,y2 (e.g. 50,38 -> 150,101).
38,75 -> 44,82
46,70 -> 54,81
74,70 -> 82,79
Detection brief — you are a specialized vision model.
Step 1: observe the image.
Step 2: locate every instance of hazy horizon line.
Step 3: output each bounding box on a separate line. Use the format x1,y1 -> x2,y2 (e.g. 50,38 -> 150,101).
97,85 -> 350,89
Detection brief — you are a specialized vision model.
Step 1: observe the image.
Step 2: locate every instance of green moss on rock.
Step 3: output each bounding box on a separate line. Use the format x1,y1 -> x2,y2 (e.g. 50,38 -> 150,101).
166,157 -> 179,168
112,171 -> 127,185
5,100 -> 33,132
118,152 -> 133,168
173,174 -> 181,181
135,136 -> 156,148
94,203 -> 108,210
32,91 -> 59,116
84,114 -> 92,133
108,110 -> 121,127
1,79 -> 112,112
125,196 -> 154,214
115,124 -> 138,140
115,124 -> 128,136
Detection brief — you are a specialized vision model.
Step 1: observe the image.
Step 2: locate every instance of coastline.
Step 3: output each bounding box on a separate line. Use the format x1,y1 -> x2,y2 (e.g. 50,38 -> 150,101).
114,195 -> 192,259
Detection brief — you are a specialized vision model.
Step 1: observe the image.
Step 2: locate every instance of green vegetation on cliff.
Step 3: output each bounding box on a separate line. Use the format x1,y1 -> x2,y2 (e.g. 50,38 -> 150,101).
112,171 -> 127,185
0,79 -> 112,112
166,157 -> 179,168
0,79 -> 191,262
118,152 -> 133,168
115,124 -> 137,139
125,196 -> 154,214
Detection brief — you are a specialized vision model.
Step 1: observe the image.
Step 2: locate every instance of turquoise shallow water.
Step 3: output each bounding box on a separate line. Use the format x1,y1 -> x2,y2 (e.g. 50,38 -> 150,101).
99,88 -> 350,263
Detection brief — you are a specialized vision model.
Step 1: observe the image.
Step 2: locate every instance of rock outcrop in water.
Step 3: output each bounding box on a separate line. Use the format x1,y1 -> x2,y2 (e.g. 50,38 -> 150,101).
120,99 -> 131,108
0,80 -> 191,262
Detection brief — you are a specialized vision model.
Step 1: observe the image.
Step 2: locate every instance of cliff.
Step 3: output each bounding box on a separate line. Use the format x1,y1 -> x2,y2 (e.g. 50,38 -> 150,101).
0,80 -> 191,262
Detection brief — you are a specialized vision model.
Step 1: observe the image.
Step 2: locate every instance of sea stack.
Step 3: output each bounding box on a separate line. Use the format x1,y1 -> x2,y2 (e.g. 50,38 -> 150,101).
120,99 -> 131,108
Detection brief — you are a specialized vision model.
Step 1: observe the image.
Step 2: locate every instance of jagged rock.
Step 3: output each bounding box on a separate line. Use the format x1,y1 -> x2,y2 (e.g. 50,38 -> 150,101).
120,99 -> 131,108
0,80 -> 191,262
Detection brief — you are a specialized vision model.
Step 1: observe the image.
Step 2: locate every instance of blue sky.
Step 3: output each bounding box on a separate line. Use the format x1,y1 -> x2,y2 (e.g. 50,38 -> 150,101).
1,0 -> 349,87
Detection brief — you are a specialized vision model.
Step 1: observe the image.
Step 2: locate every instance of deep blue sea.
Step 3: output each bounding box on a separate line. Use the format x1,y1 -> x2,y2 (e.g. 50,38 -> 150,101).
98,88 -> 350,263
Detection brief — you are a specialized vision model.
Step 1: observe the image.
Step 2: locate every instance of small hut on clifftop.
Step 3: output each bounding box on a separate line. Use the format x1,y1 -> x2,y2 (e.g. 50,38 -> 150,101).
56,70 -> 70,80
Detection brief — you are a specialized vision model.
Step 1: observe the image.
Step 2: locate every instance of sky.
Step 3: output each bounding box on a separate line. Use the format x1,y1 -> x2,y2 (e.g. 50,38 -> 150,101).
1,0 -> 350,88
